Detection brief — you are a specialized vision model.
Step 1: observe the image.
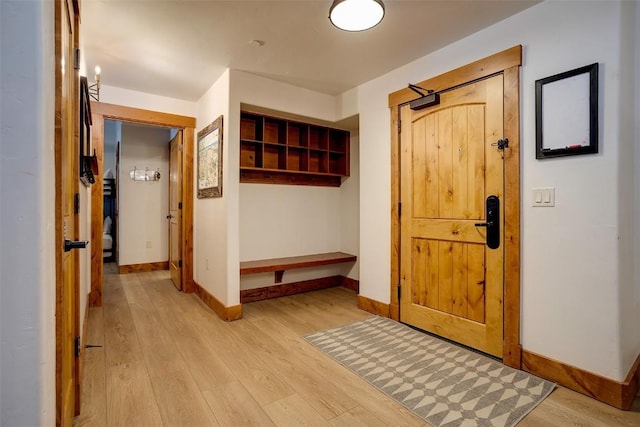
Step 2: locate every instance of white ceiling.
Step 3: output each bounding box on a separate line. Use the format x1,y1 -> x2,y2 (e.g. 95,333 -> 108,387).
81,0 -> 539,101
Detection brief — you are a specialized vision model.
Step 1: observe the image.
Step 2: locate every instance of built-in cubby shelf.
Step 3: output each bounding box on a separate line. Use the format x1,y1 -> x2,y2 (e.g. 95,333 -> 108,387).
240,111 -> 350,187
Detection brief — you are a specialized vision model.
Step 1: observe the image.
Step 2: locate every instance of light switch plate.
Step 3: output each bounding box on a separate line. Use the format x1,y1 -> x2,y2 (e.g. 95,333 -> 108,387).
532,187 -> 555,207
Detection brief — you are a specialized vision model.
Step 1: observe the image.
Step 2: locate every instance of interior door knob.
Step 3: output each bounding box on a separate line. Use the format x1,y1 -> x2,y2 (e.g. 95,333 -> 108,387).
474,221 -> 494,227
64,239 -> 88,252
166,214 -> 173,219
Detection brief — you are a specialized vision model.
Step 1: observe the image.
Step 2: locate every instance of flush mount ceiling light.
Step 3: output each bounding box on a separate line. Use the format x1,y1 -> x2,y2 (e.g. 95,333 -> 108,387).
329,0 -> 385,32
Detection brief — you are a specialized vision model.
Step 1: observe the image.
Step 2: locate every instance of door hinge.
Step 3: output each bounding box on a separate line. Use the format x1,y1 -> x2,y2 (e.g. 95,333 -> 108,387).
178,202 -> 182,209
178,260 -> 182,268
74,48 -> 80,70
397,284 -> 402,300
179,144 -> 184,152
397,118 -> 401,133
398,202 -> 402,218
74,336 -> 80,358
74,193 -> 80,214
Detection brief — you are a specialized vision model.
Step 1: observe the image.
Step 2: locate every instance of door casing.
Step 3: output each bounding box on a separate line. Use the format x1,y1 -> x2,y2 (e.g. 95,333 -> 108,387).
388,46 -> 522,368
89,103 -> 196,306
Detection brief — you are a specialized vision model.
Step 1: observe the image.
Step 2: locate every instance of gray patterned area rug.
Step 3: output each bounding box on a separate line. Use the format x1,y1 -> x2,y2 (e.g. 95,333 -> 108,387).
304,316 -> 555,427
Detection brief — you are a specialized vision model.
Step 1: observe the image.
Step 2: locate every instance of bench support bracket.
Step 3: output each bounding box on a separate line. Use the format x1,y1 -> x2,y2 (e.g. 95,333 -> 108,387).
275,270 -> 285,283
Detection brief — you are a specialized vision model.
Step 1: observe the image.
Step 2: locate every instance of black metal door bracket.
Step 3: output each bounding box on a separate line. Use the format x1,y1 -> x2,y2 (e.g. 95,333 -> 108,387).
492,138 -> 509,151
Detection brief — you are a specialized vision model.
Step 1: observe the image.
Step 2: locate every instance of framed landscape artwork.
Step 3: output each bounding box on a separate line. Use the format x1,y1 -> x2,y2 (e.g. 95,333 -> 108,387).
197,115 -> 223,198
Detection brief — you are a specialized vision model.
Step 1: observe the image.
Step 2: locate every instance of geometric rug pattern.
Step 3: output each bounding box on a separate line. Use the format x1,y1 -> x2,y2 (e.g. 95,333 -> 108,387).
304,316 -> 555,427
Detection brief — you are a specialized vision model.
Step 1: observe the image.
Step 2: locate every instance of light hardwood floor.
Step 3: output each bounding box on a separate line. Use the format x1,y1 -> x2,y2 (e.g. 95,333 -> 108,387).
75,269 -> 640,426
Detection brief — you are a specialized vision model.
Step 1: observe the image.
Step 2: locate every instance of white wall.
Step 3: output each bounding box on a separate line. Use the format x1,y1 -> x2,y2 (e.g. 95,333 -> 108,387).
230,70 -> 360,292
517,0 -> 622,382
0,0 -> 56,424
118,124 -> 171,266
194,70 -> 232,304
338,87 -> 359,119
357,0 -> 634,381
239,185 -> 342,261
101,84 -> 198,118
340,131 -> 360,280
619,0 -> 640,382
358,80 -> 391,305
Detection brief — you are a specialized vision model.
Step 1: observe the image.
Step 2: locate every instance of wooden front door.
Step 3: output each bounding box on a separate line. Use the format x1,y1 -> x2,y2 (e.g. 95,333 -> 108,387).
55,0 -> 80,424
169,131 -> 183,290
399,75 -> 505,357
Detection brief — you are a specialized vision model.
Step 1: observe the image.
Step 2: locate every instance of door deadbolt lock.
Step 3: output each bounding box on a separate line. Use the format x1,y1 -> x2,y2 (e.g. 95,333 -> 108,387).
474,195 -> 500,249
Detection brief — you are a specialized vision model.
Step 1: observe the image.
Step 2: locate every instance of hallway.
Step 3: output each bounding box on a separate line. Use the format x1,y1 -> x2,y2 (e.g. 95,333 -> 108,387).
75,269 -> 640,426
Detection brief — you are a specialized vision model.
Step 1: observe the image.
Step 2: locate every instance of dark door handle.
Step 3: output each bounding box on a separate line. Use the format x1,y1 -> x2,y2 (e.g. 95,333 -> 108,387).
475,195 -> 500,249
64,239 -> 88,252
474,221 -> 494,227
166,214 -> 173,219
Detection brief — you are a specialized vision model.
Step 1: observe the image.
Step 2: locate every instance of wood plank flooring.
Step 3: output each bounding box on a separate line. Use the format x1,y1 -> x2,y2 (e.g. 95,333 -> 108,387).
75,268 -> 640,426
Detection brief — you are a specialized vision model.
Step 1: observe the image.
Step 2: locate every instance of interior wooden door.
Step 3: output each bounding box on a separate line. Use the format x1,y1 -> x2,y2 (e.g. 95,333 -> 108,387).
55,0 -> 79,424
169,131 -> 183,290
399,75 -> 505,357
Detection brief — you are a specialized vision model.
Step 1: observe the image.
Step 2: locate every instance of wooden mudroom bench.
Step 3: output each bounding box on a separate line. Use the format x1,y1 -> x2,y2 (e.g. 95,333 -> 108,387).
239,252 -> 357,303
240,251 -> 356,283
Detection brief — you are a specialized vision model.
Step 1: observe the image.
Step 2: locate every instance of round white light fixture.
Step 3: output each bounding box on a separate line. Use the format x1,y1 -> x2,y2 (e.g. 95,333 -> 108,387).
329,0 -> 385,32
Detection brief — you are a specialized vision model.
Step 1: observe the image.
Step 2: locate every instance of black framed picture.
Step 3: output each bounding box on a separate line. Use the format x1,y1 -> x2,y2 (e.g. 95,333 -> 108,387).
535,63 -> 598,159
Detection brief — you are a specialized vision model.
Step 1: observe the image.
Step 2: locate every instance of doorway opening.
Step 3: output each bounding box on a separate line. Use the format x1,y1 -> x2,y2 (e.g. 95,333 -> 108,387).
101,120 -> 178,278
89,103 -> 196,307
